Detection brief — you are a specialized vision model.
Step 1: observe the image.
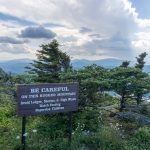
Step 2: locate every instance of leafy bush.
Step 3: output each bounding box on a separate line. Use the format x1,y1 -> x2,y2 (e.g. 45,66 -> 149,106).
126,127 -> 150,150
80,126 -> 126,150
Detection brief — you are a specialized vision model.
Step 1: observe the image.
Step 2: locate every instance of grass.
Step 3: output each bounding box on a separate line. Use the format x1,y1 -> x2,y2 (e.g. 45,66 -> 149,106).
0,95 -> 150,150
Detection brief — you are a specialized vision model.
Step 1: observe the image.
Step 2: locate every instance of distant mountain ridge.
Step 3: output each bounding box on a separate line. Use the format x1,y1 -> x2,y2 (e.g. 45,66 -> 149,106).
72,59 -> 150,73
72,58 -> 123,69
0,59 -> 32,74
0,58 -> 149,74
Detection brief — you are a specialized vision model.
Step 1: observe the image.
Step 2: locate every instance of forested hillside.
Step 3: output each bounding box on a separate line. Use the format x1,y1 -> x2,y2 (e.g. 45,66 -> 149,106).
0,40 -> 150,150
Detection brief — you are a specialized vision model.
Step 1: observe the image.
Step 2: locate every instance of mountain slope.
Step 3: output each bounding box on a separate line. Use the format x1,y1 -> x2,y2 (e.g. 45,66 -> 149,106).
0,59 -> 32,74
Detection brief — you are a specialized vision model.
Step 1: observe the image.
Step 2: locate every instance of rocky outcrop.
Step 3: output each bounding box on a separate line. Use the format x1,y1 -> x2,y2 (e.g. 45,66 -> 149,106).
115,111 -> 150,125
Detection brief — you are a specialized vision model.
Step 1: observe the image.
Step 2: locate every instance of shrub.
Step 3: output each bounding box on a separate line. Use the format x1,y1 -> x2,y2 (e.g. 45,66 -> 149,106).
81,126 -> 126,150
128,127 -> 150,150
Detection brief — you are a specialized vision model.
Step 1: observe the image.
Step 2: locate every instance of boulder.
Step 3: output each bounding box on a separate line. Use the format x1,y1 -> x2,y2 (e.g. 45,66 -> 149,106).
115,111 -> 150,125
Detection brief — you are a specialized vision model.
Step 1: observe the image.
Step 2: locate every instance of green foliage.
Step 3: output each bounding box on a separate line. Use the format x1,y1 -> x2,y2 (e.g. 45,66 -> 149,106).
80,126 -> 126,150
12,74 -> 36,84
134,52 -> 149,105
133,69 -> 150,105
0,46 -> 150,150
128,127 -> 150,150
74,108 -> 103,133
134,127 -> 150,142
140,104 -> 149,115
110,67 -> 136,111
110,67 -> 139,96
95,93 -> 119,106
135,52 -> 147,70
0,68 -> 10,83
61,64 -> 110,106
0,100 -> 21,150
27,40 -> 71,83
120,61 -> 130,67
0,95 -> 150,150
0,101 -> 102,149
110,66 -> 150,110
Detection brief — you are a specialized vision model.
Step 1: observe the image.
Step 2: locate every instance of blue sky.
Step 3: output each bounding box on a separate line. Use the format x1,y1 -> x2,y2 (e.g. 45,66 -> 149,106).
0,0 -> 150,64
131,0 -> 150,19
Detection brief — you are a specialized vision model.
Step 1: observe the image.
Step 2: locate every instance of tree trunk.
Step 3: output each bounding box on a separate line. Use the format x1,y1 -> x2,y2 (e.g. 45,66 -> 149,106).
120,95 -> 126,111
137,93 -> 142,105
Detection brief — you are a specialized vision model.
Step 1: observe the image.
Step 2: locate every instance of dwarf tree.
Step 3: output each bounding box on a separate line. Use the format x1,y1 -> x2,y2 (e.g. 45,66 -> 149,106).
61,64 -> 110,106
134,52 -> 149,105
110,67 -> 139,111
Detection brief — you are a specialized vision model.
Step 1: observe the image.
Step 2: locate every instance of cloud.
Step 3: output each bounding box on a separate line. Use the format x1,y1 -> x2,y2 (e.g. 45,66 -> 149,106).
89,34 -> 102,38
80,27 -> 92,33
101,32 -> 132,51
0,12 -> 36,26
0,0 -> 150,62
0,43 -> 29,54
0,36 -> 28,44
60,31 -> 134,60
43,23 -> 66,28
132,32 -> 150,58
19,26 -> 56,39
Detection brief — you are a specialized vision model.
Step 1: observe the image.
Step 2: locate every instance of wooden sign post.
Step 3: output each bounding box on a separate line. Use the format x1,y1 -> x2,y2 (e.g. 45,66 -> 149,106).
21,116 -> 26,149
68,112 -> 72,145
17,83 -> 79,148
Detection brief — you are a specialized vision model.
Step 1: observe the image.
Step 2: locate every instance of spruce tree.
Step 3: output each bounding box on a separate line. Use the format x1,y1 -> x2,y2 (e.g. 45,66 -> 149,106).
134,52 -> 149,105
135,52 -> 147,70
27,40 -> 71,83
120,61 -> 130,68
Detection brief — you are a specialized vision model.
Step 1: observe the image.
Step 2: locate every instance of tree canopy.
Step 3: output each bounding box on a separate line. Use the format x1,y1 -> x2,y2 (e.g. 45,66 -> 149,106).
27,40 -> 71,83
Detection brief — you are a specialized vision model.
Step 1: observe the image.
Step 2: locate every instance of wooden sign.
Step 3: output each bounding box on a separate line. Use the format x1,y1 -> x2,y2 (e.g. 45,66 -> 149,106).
17,83 -> 78,116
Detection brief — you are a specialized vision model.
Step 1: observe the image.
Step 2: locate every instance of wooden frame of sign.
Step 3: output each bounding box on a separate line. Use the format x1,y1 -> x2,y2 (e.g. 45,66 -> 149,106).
17,82 -> 79,149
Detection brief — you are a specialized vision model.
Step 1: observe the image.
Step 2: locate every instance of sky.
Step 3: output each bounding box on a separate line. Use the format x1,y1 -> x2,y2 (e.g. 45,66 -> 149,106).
0,0 -> 150,64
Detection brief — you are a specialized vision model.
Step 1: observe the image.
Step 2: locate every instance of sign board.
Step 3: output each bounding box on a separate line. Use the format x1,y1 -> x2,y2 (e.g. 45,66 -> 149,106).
17,83 -> 78,116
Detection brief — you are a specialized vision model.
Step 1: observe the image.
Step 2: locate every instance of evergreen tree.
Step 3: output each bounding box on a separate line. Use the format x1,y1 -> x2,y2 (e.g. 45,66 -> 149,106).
0,68 -> 9,83
111,55 -> 150,110
61,64 -> 110,106
134,52 -> 149,105
135,52 -> 147,70
133,72 -> 150,105
120,61 -> 130,68
27,40 -> 71,83
110,67 -> 137,111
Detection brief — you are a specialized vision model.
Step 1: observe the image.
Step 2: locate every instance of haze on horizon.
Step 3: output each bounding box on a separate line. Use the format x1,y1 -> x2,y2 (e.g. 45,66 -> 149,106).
0,0 -> 150,64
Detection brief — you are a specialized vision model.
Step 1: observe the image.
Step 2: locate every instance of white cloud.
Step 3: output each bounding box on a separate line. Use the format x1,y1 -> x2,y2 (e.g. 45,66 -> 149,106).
0,43 -> 29,54
136,19 -> 150,28
132,32 -> 150,53
0,0 -> 150,63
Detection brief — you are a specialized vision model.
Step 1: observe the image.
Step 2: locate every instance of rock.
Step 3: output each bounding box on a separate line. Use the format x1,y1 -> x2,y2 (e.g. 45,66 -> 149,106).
115,111 -> 150,125
125,104 -> 150,117
97,105 -> 116,111
125,105 -> 142,114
